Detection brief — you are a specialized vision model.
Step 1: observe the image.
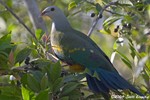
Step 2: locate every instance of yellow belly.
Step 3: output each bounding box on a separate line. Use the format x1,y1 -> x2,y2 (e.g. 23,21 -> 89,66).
69,64 -> 85,72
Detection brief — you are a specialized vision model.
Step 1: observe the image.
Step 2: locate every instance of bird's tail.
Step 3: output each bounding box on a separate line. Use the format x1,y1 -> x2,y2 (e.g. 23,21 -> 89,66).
86,74 -> 111,100
86,68 -> 144,97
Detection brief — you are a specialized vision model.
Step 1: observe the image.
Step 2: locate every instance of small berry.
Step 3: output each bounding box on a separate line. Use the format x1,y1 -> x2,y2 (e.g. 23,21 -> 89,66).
117,25 -> 119,29
114,28 -> 118,32
90,13 -> 95,17
25,57 -> 30,65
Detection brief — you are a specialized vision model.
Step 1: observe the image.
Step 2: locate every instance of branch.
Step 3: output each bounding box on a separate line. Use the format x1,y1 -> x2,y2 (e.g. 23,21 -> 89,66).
0,0 -> 37,40
105,9 -> 121,15
87,1 -> 118,36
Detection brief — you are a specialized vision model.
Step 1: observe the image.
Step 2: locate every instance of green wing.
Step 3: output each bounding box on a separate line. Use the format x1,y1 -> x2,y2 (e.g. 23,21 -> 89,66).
67,29 -> 117,72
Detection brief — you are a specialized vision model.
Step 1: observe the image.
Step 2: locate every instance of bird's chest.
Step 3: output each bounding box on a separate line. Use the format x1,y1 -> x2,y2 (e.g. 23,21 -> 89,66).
51,32 -> 80,62
51,31 -> 74,61
51,32 -> 65,58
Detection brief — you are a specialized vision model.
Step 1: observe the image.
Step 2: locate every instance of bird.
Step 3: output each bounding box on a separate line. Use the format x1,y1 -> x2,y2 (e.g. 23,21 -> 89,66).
41,6 -> 144,99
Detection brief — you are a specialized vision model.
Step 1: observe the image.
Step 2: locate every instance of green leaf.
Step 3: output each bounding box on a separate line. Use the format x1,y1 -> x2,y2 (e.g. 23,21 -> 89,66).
64,74 -> 85,83
142,69 -> 150,83
21,74 -> 28,87
6,0 -> 13,8
118,0 -> 133,6
40,74 -> 48,90
67,89 -> 82,99
15,47 -> 31,64
103,16 -> 121,26
134,56 -> 148,78
0,33 -> 11,51
121,58 -> 132,69
49,62 -> 61,83
35,29 -> 44,40
31,71 -> 43,83
21,86 -> 32,100
27,74 -> 41,92
35,90 -> 49,100
61,82 -> 80,96
68,1 -> 77,10
52,78 -> 63,93
128,43 -> 136,59
84,68 -> 92,76
30,59 -> 51,69
0,53 -> 9,68
116,50 -> 131,63
95,3 -> 102,11
7,24 -> 16,32
146,59 -> 150,70
113,40 -> 119,50
0,86 -> 22,100
0,95 -> 20,100
85,94 -> 102,99
124,15 -> 132,22
98,29 -> 110,35
103,16 -> 121,34
116,50 -> 132,69
60,96 -> 69,100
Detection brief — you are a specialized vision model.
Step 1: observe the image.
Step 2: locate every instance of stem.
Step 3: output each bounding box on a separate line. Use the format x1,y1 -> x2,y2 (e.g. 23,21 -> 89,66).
87,1 -> 118,36
105,9 -> 121,15
0,0 -> 37,40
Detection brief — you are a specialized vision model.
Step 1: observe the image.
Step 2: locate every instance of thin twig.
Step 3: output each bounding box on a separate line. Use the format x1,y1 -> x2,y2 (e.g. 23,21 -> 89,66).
85,0 -> 96,6
87,1 -> 118,36
105,9 -> 121,15
0,0 -> 37,40
68,9 -> 82,18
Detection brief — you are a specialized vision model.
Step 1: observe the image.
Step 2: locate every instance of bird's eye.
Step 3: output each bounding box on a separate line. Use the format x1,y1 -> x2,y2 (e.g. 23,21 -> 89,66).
51,8 -> 55,11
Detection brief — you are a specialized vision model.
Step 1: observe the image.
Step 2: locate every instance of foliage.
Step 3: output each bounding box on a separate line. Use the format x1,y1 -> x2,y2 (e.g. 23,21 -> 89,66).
0,0 -> 149,100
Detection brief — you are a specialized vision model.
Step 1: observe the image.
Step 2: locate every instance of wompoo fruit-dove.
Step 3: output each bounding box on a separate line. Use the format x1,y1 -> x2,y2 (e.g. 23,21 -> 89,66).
41,6 -> 144,99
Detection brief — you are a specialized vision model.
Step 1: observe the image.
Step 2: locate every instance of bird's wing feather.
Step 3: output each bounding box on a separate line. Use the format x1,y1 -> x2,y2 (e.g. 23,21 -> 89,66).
68,29 -> 117,72
75,30 -> 112,64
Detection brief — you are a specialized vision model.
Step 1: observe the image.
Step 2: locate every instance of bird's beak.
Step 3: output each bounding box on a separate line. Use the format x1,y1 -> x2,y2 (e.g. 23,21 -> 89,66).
41,8 -> 51,19
41,8 -> 49,16
41,10 -> 46,16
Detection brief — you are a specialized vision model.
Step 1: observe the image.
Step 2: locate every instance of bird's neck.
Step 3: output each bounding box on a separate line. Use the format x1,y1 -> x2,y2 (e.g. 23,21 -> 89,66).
52,14 -> 72,32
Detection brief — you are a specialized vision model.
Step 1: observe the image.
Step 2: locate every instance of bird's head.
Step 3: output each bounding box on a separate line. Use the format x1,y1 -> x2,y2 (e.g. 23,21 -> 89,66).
41,6 -> 71,31
41,6 -> 62,19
